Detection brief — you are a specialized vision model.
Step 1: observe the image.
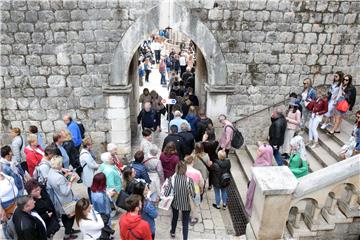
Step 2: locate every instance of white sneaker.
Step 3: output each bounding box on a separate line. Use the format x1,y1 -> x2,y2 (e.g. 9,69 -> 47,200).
320,123 -> 328,129
311,142 -> 319,148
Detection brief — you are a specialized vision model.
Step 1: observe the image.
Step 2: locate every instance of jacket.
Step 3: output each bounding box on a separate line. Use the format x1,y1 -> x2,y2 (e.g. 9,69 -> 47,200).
34,159 -> 51,184
355,128 -> 360,151
211,159 -> 231,188
169,117 -> 191,133
269,114 -> 287,147
34,187 -> 60,237
119,212 -> 152,240
141,200 -> 158,234
195,117 -> 213,141
80,149 -> 98,187
63,140 -> 80,168
91,191 -> 112,216
67,120 -> 82,148
98,163 -> 122,192
289,153 -> 309,178
312,97 -> 328,115
286,109 -> 301,130
47,168 -> 74,210
79,210 -> 104,240
344,85 -> 357,111
11,135 -> 26,164
0,158 -> 24,192
24,146 -> 44,177
185,114 -> 199,136
12,208 -> 47,240
160,152 -> 180,179
137,109 -> 159,130
178,131 -> 195,155
131,162 -> 151,184
162,134 -> 185,160
164,174 -> 195,211
203,141 -> 219,161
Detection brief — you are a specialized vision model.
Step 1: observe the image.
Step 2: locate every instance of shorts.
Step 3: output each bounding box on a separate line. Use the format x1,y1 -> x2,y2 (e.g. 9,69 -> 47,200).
335,109 -> 347,116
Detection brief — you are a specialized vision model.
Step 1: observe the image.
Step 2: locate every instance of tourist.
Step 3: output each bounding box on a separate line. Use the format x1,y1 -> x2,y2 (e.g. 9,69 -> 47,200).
282,99 -> 301,159
181,67 -> 192,84
268,108 -> 287,166
24,134 -> 44,177
75,198 -> 105,240
150,90 -> 165,130
63,114 -> 82,149
187,53 -> 194,70
178,80 -> 186,97
107,143 -> 124,171
163,162 -> 195,240
137,102 -> 160,132
178,123 -> 195,156
28,125 -> 45,150
140,128 -> 155,158
0,168 -> 19,239
192,142 -> 211,194
61,129 -> 81,178
288,136 -> 309,178
185,155 -> 203,226
211,150 -> 231,210
162,125 -> 185,160
185,106 -> 199,137
132,181 -> 158,239
245,144 -> 273,217
143,146 -> 164,196
152,37 -> 162,64
10,127 -> 26,172
308,86 -> 328,148
168,72 -> 177,91
169,111 -> 191,133
47,156 -> 79,240
33,145 -> 59,186
160,142 -> 180,179
300,78 -> 317,130
329,74 -> 357,134
218,114 -> 234,157
144,59 -> 151,83
123,166 -> 137,195
202,128 -> 218,190
179,54 -> 187,77
159,57 -> 167,85
321,71 -> 344,130
80,138 -> 99,200
25,179 -> 60,238
98,152 -> 122,193
131,151 -> 151,184
119,194 -> 152,240
165,55 -> 173,79
0,146 -> 24,195
12,195 -> 47,240
51,132 -> 70,169
339,110 -> 360,159
183,88 -> 199,114
173,54 -> 180,74
139,88 -> 152,109
196,111 -> 213,142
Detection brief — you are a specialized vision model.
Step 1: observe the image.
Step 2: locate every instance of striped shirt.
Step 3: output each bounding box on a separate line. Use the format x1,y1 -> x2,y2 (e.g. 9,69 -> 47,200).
164,174 -> 195,211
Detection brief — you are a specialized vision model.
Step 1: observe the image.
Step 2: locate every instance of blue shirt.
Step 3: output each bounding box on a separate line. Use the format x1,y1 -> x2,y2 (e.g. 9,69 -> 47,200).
58,145 -> 70,168
37,132 -> 46,150
131,162 -> 151,184
169,117 -> 191,133
0,159 -> 23,192
67,120 -> 82,147
91,191 -> 112,216
141,200 -> 158,234
356,128 -> 360,151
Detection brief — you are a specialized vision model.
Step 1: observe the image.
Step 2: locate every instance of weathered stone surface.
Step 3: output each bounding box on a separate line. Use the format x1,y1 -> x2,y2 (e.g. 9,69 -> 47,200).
48,75 -> 66,87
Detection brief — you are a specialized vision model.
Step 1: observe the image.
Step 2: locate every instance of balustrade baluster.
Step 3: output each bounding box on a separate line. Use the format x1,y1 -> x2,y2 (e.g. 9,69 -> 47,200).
293,211 -> 302,228
329,194 -> 338,215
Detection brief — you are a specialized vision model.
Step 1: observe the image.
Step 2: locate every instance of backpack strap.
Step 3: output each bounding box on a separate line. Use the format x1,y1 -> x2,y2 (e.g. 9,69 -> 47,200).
128,228 -> 142,240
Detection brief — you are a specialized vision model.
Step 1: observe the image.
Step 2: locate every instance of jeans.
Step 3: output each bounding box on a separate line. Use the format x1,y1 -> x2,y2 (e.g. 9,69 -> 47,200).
171,207 -> 190,240
2,222 -> 9,239
160,72 -> 166,85
309,114 -> 323,142
154,50 -> 161,63
272,146 -> 283,166
300,107 -> 311,129
61,215 -> 75,235
145,70 -> 151,82
213,187 -> 228,207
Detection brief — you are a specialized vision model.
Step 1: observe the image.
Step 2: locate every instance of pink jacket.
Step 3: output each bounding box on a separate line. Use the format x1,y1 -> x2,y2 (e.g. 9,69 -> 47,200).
220,122 -> 233,149
286,110 -> 301,130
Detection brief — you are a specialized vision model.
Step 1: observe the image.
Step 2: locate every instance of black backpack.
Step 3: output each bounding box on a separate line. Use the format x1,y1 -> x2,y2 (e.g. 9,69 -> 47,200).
77,122 -> 85,139
225,125 -> 244,149
220,172 -> 231,188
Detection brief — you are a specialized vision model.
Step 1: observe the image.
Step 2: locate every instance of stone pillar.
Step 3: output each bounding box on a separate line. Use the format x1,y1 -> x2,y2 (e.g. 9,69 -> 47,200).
246,166 -> 298,240
104,85 -> 132,155
195,50 -> 207,111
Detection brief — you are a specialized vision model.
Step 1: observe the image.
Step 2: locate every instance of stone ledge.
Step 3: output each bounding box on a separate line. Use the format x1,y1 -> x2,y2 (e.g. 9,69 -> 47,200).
103,84 -> 132,94
204,83 -> 235,94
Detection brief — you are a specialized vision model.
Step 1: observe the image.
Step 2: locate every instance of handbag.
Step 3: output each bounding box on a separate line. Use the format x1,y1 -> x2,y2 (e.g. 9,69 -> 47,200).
305,100 -> 315,111
115,190 -> 130,211
336,99 -> 349,112
158,177 -> 175,211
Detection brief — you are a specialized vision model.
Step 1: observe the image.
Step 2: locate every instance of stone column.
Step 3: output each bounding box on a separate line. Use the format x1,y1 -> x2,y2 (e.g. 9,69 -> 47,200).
246,166 -> 298,240
103,85 -> 132,155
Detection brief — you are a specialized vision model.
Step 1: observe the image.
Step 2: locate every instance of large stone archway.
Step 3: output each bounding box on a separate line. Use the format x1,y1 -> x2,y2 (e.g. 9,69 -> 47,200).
104,2 -> 234,153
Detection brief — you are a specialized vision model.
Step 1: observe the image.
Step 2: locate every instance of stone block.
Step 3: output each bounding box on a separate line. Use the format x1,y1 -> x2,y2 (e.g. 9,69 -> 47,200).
70,66 -> 86,75
298,44 -> 310,54
51,66 -> 69,75
306,55 -> 318,65
95,120 -> 111,132
41,55 -> 56,66
82,54 -> 94,64
17,98 -> 29,110
41,120 -> 54,133
80,96 -> 95,108
38,10 -> 54,22
108,96 -> 128,108
326,55 -> 338,66
55,10 -> 70,22
18,23 -> 34,32
28,109 -> 47,121
46,109 -> 59,121
26,55 -> 41,66
54,120 -> 67,131
40,98 -> 58,110
29,76 -> 47,88
79,30 -> 95,42
70,54 -> 82,65
310,44 -> 322,54
48,75 -> 66,87
304,33 -> 317,44
10,11 -> 24,22
208,8 -> 223,20
14,32 -> 31,43
107,108 -> 130,120
57,53 -> 71,65
54,31 -> 66,43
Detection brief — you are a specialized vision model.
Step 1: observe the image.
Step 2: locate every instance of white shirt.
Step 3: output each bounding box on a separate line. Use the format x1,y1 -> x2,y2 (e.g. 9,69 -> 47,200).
79,210 -> 104,240
179,56 -> 187,66
0,173 -> 18,203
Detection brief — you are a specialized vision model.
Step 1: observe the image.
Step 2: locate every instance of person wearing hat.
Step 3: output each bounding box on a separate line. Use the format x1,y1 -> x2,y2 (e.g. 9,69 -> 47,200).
282,98 -> 301,160
169,110 -> 191,133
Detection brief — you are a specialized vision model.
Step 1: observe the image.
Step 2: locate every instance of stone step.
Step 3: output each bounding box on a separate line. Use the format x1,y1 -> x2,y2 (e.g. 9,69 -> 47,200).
320,119 -> 353,146
244,145 -> 257,163
234,148 -> 254,182
315,129 -> 343,161
304,149 -> 323,173
230,152 -> 250,205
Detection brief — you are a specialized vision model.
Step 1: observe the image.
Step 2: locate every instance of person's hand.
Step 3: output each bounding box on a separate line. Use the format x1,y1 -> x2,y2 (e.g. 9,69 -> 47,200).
70,174 -> 77,182
202,133 -> 208,142
108,190 -> 117,197
273,145 -> 278,150
208,161 -> 213,166
156,126 -> 161,132
47,211 -> 53,218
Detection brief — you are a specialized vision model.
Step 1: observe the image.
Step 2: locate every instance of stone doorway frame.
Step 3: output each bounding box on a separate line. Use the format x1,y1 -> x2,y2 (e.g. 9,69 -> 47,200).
103,2 -> 234,153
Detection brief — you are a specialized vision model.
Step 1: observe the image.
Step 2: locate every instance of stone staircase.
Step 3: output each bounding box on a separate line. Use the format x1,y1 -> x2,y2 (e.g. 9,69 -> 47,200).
230,118 -> 357,239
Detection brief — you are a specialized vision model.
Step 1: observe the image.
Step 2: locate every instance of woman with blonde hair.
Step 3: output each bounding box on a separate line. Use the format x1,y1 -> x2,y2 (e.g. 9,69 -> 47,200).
192,142 -> 211,192
24,134 -> 44,177
61,129 -> 81,178
300,78 -> 317,130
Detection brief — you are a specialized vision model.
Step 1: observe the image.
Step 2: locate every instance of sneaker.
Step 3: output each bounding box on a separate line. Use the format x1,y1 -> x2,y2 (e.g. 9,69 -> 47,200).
170,232 -> 176,238
305,141 -> 313,146
310,142 -> 318,148
320,123 -> 328,129
71,229 -> 81,234
190,218 -> 199,226
223,205 -> 227,210
212,203 -> 220,209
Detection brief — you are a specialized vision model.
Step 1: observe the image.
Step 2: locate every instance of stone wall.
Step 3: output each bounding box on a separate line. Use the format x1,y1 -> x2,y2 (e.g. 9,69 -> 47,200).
0,0 -> 359,147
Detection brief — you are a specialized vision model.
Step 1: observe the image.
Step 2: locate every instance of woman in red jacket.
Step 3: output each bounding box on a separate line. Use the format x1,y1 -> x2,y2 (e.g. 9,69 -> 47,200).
119,194 -> 152,240
24,134 -> 44,176
308,86 -> 328,148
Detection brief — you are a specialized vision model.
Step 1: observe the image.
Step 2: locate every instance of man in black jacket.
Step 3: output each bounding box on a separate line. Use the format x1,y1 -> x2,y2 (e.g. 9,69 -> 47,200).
178,123 -> 195,156
137,102 -> 160,131
162,125 -> 185,160
195,112 -> 213,142
268,109 -> 287,166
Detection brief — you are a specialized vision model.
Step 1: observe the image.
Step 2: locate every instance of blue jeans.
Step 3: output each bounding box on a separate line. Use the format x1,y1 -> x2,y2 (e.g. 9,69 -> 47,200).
2,222 -> 9,239
272,146 -> 283,166
160,72 -> 166,85
171,207 -> 190,240
213,187 -> 228,207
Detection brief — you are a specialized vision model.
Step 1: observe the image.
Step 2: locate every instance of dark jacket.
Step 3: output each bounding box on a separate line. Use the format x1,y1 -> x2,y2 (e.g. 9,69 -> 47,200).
178,131 -> 195,156
162,134 -> 185,160
12,208 -> 47,240
203,141 -> 219,161
185,114 -> 199,137
195,117 -> 213,141
131,162 -> 151,184
62,140 -> 80,168
211,159 -> 231,188
344,85 -> 357,111
269,114 -> 287,147
34,187 -> 60,237
137,109 -> 159,130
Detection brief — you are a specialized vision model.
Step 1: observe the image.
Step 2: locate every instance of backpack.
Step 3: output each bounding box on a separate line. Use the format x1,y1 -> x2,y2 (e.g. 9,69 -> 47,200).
77,122 -> 85,139
220,172 -> 231,188
225,125 -> 244,149
33,162 -> 49,186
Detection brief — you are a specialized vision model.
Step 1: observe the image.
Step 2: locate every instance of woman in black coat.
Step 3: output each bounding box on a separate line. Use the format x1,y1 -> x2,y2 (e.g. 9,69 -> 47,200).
202,128 -> 219,189
25,179 -> 60,238
12,195 -> 47,240
61,130 -> 82,178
